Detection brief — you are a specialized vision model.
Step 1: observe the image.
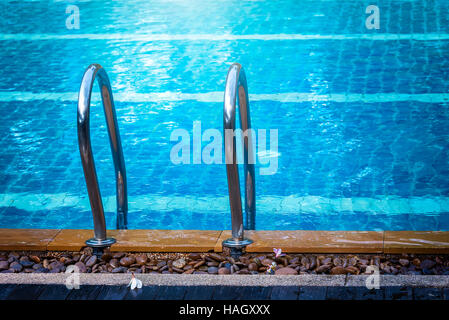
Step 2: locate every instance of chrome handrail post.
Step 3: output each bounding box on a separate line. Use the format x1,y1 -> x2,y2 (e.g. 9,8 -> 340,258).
222,63 -> 255,257
98,69 -> 128,230
238,70 -> 256,230
77,64 -> 128,248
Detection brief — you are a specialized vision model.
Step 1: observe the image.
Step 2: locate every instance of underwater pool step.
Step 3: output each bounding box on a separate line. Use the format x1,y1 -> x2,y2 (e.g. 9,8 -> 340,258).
0,229 -> 448,254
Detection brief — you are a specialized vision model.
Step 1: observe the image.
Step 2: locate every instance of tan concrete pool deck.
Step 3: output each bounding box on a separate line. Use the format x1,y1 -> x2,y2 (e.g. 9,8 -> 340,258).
0,229 -> 448,253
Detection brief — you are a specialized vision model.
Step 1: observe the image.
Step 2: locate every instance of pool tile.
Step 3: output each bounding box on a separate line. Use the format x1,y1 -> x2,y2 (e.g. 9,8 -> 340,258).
110,230 -> 222,252
0,229 -> 60,251
214,231 -> 384,253
384,231 -> 449,254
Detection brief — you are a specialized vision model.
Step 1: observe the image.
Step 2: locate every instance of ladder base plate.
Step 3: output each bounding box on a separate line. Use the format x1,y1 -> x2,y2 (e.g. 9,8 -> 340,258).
85,237 -> 116,248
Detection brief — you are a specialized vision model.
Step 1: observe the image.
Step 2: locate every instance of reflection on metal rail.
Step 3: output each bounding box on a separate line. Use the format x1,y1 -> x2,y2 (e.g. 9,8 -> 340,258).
77,64 -> 128,248
222,63 -> 255,257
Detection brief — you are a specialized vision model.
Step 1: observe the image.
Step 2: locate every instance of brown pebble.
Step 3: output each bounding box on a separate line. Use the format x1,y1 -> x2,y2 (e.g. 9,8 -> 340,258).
193,260 -> 205,268
159,265 -> 169,271
248,263 -> 258,272
29,255 -> 40,264
120,256 -> 136,267
316,264 -> 331,273
111,266 -> 127,273
0,261 -> 9,270
75,261 -> 87,273
253,258 -> 262,267
275,267 -> 298,275
309,257 -> 317,269
172,267 -> 184,273
218,267 -> 231,275
173,258 -> 187,269
85,256 -> 97,268
399,259 -> 409,267
333,257 -> 343,266
109,259 -> 119,268
188,253 -> 201,260
239,256 -> 250,265
82,247 -> 93,255
420,259 -> 436,270
183,265 -> 193,271
236,269 -> 250,275
208,253 -> 226,262
301,257 -> 310,267
227,257 -> 236,264
207,261 -> 219,267
330,266 -> 347,275
345,266 -> 359,275
135,255 -> 148,266
113,252 -> 126,259
359,259 -> 369,265
183,269 -> 195,274
261,258 -> 274,266
101,253 -> 112,262
59,257 -> 71,265
9,252 -> 20,259
198,265 -> 208,272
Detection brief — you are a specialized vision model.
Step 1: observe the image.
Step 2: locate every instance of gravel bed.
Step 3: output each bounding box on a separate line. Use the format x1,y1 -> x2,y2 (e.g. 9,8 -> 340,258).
1,248 -> 448,275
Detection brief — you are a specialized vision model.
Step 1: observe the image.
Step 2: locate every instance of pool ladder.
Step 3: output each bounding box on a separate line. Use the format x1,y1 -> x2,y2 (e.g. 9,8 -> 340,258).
222,63 -> 255,257
77,64 -> 127,248
77,63 -> 254,255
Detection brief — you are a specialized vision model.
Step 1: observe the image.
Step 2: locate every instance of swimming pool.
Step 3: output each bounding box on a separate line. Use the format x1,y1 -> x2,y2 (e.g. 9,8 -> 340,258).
1,0 -> 449,231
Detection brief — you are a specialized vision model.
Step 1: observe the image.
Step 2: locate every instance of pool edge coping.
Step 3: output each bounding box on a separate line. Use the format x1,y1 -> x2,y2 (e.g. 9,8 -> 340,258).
0,229 -> 448,254
0,273 -> 448,287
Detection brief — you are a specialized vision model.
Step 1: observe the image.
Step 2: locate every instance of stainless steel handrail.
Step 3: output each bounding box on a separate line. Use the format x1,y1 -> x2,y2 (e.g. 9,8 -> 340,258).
222,63 -> 255,256
77,64 -> 128,248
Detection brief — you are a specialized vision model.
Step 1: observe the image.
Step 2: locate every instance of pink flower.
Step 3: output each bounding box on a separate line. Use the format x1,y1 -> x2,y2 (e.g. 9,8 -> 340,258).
273,248 -> 285,258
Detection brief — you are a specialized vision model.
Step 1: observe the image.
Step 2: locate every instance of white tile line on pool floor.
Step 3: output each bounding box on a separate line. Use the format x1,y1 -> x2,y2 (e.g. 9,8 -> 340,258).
0,274 -> 448,288
1,33 -> 449,41
2,193 -> 449,215
0,91 -> 448,103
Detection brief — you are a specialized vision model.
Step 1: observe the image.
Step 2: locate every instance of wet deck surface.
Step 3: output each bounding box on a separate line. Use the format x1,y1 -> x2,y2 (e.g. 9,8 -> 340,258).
0,284 -> 448,300
2,229 -> 449,254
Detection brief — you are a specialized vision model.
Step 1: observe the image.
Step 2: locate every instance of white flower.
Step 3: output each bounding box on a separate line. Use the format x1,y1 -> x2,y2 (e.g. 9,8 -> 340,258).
128,273 -> 142,290
267,262 -> 277,274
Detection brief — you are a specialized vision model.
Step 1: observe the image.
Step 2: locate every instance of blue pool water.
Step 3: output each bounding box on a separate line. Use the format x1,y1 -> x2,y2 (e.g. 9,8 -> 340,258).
0,0 -> 449,230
